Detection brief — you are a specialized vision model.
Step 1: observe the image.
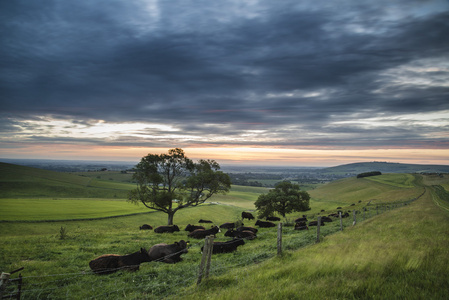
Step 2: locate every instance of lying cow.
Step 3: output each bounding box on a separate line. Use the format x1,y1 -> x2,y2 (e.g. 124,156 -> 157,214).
188,226 -> 220,239
154,225 -> 180,233
266,216 -> 281,221
255,220 -> 276,228
219,222 -> 237,229
235,226 -> 258,234
89,248 -> 151,275
184,224 -> 205,232
308,220 -> 325,227
295,221 -> 306,227
321,216 -> 333,222
294,217 -> 308,223
241,212 -> 255,220
147,240 -> 189,264
295,224 -> 309,231
225,229 -> 256,240
201,239 -> 245,254
139,224 -> 153,230
198,219 -> 213,223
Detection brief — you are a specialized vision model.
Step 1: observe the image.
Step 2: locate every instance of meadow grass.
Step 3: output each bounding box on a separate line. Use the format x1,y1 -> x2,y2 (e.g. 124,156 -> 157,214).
0,198 -> 150,221
1,171 -> 447,299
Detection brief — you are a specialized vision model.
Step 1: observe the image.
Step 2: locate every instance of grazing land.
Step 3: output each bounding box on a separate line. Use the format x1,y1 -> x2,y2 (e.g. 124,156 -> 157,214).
0,163 -> 448,299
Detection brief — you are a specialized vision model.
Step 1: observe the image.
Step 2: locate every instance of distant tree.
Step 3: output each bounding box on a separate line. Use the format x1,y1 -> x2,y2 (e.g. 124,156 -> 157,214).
255,181 -> 310,218
357,171 -> 382,178
128,148 -> 231,225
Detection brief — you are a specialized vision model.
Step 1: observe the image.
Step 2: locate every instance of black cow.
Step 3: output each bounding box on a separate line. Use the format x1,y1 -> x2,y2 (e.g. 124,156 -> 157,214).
266,216 -> 281,221
295,221 -> 306,227
184,224 -> 205,232
199,219 -> 213,223
341,212 -> 350,218
89,248 -> 151,275
241,212 -> 255,220
219,222 -> 237,229
308,220 -> 325,227
154,225 -> 180,233
235,226 -> 258,234
139,224 -> 153,230
294,224 -> 309,231
294,217 -> 308,223
201,239 -> 245,254
188,226 -> 220,239
225,229 -> 256,240
255,220 -> 276,228
321,216 -> 333,222
147,240 -> 189,263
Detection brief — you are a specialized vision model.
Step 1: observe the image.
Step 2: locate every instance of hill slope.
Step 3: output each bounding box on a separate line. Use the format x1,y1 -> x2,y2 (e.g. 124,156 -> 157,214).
320,161 -> 449,175
0,162 -> 133,198
181,174 -> 449,299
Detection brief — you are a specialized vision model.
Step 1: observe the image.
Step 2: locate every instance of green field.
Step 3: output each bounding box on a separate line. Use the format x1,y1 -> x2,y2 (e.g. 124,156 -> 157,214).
1,163 -> 448,299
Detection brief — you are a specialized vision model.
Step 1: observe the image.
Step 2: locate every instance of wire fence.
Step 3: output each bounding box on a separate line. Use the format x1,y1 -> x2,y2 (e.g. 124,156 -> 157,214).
1,191 -> 426,299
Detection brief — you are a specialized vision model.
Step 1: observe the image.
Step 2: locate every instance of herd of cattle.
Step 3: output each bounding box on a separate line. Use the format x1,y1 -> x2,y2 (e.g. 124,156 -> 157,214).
89,211 -> 348,274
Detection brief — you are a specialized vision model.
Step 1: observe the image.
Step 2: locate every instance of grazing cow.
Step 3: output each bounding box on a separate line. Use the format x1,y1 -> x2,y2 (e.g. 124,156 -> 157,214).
219,222 -> 237,229
188,226 -> 220,239
241,212 -> 255,220
308,220 -> 325,227
89,248 -> 151,275
147,240 -> 189,263
154,225 -> 180,233
336,207 -> 342,209
295,221 -> 306,227
342,212 -> 350,218
235,226 -> 258,234
294,217 -> 308,223
201,239 -> 245,254
295,224 -> 309,231
199,219 -> 213,223
184,224 -> 205,232
225,229 -> 256,240
139,224 -> 153,230
255,220 -> 276,228
266,216 -> 281,221
328,213 -> 340,218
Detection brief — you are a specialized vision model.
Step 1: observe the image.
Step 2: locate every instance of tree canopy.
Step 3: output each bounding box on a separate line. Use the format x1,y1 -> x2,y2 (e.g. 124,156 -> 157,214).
255,181 -> 310,218
128,148 -> 231,225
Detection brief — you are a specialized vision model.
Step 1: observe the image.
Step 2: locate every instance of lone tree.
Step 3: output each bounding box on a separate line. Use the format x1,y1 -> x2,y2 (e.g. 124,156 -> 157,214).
128,148 -> 231,225
255,181 -> 310,218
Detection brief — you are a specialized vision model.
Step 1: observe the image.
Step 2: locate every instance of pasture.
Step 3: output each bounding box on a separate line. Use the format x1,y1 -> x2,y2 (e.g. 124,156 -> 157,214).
1,167 -> 448,299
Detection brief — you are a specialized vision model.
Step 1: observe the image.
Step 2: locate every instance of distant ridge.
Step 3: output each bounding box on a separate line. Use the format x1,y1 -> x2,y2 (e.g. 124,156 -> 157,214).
320,161 -> 449,174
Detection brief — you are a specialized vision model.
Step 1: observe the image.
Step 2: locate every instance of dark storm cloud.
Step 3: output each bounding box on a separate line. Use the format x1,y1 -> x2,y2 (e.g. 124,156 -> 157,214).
1,0 -> 448,149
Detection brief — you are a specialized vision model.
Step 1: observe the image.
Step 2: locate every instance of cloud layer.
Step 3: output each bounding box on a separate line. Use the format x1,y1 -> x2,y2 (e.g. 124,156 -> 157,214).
1,0 -> 448,161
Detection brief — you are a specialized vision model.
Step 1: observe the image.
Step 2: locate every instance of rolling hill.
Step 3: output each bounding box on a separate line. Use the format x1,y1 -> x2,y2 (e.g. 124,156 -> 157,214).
0,162 -> 134,198
320,161 -> 449,175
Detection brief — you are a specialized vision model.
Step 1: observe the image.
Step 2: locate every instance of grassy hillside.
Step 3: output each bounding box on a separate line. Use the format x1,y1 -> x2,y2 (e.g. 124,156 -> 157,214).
1,164 -> 448,299
181,175 -> 449,299
321,161 -> 449,174
0,162 -> 134,198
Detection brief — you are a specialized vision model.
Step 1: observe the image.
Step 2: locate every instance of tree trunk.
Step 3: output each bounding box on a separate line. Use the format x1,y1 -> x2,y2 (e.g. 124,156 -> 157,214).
167,212 -> 174,225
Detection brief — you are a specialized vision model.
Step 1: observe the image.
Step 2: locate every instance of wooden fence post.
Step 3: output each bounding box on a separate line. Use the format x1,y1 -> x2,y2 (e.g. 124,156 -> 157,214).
277,223 -> 283,256
0,272 -> 10,299
339,211 -> 343,231
352,210 -> 356,226
316,216 -> 321,243
205,235 -> 214,278
197,235 -> 214,285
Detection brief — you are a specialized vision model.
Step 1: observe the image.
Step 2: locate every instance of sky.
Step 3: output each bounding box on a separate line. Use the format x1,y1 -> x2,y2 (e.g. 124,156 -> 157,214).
1,0 -> 449,167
